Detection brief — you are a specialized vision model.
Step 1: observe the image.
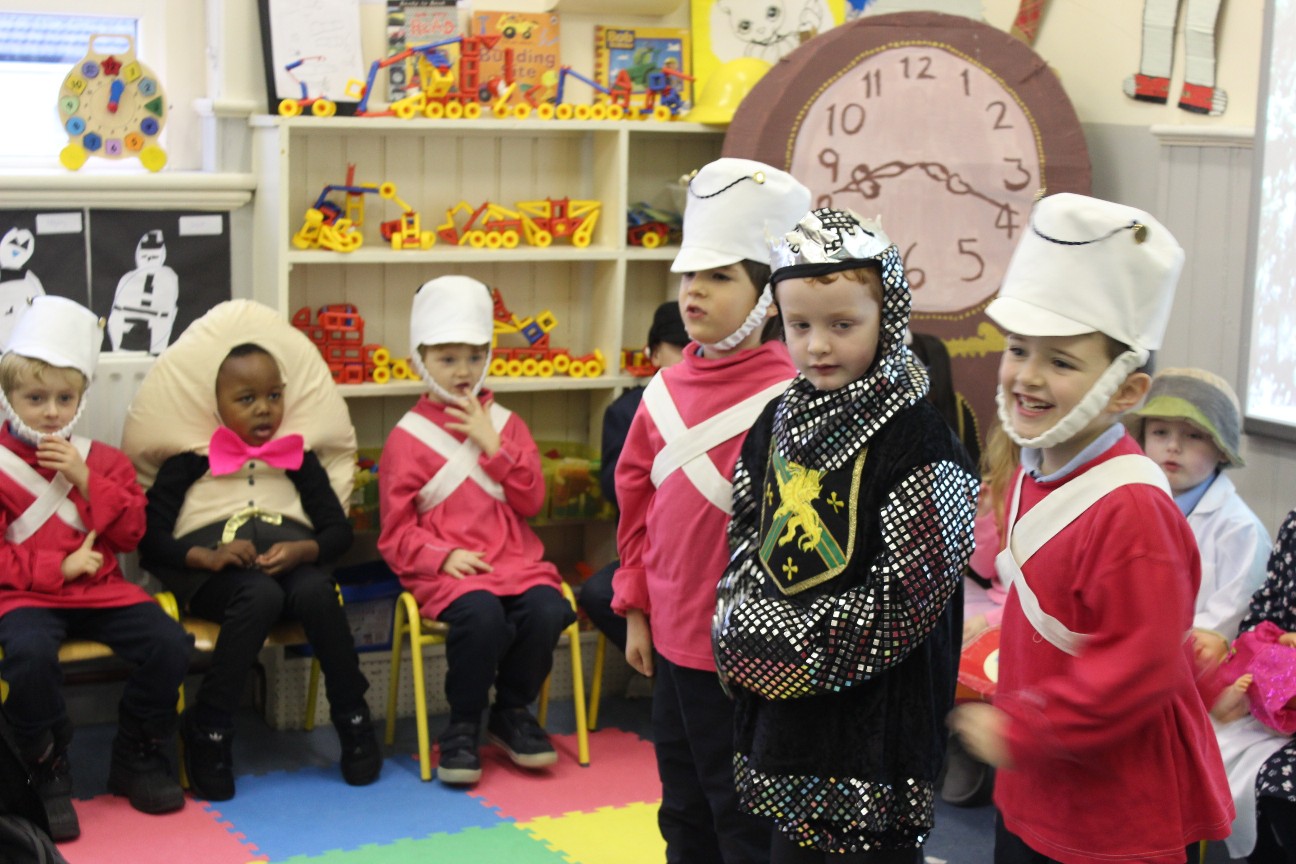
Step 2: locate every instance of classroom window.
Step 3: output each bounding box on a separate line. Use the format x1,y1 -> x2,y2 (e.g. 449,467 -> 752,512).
0,12 -> 137,165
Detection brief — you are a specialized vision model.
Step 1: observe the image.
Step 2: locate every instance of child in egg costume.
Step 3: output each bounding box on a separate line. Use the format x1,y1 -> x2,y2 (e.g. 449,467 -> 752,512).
127,300 -> 379,803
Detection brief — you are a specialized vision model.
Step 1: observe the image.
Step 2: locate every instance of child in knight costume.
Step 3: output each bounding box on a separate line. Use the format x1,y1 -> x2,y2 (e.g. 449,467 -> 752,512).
612,158 -> 807,864
0,295 -> 190,841
947,193 -> 1233,863
128,300 -> 379,803
713,209 -> 978,862
378,275 -> 575,787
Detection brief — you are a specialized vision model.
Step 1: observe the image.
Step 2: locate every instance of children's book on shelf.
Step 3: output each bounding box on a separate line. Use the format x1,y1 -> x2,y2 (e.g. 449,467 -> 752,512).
691,0 -> 846,101
385,0 -> 463,101
594,25 -> 693,109
466,10 -> 561,105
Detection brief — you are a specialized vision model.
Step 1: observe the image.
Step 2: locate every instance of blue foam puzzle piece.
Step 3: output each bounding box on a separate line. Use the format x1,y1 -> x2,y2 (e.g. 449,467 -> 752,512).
203,760 -> 506,859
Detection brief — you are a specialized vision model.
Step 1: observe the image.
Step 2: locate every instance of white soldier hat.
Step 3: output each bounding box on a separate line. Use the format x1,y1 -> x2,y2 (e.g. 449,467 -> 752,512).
409,275 -> 495,351
671,157 -> 811,274
4,294 -> 102,380
987,192 -> 1183,354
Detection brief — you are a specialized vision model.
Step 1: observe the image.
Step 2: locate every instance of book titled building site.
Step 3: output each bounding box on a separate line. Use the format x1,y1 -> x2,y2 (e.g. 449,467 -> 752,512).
594,25 -> 692,108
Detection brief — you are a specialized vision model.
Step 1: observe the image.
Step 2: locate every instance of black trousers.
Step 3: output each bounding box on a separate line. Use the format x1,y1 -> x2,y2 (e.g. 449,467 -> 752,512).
186,564 -> 369,725
576,560 -> 627,654
770,831 -> 922,864
1252,796 -> 1296,864
0,603 -> 191,743
438,586 -> 576,723
652,653 -> 769,864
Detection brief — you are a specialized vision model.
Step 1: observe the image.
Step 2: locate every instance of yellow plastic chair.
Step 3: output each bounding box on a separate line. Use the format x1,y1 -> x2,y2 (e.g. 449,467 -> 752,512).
385,581 -> 589,781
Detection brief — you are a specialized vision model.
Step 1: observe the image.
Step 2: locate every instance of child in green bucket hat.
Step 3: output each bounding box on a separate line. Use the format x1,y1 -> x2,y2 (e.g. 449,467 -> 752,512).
1125,367 -> 1270,663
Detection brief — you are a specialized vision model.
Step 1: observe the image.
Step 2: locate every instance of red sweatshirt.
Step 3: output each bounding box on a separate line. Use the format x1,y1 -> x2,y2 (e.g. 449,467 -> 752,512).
612,341 -> 795,670
993,432 -> 1233,863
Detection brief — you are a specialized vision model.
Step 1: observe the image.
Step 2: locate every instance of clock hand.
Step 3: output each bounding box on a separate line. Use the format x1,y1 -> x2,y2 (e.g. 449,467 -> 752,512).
836,160 -> 1020,237
108,79 -> 125,113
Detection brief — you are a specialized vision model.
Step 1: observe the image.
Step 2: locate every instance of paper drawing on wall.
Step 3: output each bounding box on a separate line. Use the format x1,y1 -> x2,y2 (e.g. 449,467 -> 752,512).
711,0 -> 835,62
1124,0 -> 1227,116
90,210 -> 231,355
107,230 -> 179,355
0,227 -> 45,347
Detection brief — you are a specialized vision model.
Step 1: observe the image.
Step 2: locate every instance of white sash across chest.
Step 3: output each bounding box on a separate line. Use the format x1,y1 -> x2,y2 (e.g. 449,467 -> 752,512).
396,404 -> 512,512
0,436 -> 93,543
997,454 -> 1170,656
641,374 -> 790,515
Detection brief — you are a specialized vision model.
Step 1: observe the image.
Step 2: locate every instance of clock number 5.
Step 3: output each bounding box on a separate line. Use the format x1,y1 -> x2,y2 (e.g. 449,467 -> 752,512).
958,238 -> 985,282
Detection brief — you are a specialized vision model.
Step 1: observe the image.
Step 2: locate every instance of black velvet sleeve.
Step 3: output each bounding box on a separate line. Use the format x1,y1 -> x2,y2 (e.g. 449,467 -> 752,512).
140,452 -> 209,571
287,451 -> 354,565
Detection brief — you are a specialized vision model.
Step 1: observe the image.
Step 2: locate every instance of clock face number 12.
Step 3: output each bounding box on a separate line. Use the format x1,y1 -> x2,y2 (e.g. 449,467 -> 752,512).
790,42 -> 1042,313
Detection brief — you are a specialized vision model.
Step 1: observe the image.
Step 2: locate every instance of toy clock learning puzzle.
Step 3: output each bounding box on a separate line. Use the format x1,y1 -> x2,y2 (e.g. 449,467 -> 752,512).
57,34 -> 167,172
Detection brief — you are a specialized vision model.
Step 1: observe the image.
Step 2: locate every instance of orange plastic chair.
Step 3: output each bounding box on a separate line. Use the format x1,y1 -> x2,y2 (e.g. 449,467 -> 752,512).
384,581 -> 589,781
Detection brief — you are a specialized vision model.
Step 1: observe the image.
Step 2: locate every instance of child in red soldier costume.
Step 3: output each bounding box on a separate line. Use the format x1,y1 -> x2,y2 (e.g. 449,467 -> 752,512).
612,157 -> 809,864
0,296 -> 190,841
378,275 -> 575,787
947,193 -> 1233,864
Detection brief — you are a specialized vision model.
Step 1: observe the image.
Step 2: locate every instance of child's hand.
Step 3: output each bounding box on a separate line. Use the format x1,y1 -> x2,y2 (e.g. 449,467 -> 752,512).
1210,673 -> 1254,724
190,539 -> 258,572
1280,631 -> 1296,648
625,610 -> 654,678
60,531 -> 102,582
444,396 -> 501,459
947,703 -> 1012,768
443,548 -> 493,579
37,436 -> 90,496
256,540 -> 317,576
963,613 -> 990,646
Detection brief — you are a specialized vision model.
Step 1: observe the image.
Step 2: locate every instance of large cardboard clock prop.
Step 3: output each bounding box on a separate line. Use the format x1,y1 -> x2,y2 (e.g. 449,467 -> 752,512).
57,35 -> 167,172
724,11 -> 1089,447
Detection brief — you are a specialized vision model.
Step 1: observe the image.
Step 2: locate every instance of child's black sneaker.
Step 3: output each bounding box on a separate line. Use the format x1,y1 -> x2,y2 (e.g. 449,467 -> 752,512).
487,707 -> 557,769
180,710 -> 235,801
435,721 -> 482,785
29,747 -> 79,842
108,715 -> 185,814
333,706 -> 381,786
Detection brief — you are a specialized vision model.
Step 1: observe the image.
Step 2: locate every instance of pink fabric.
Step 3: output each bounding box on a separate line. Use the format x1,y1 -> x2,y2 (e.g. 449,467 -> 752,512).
1221,621 -> 1296,735
0,424 -> 151,618
612,340 -> 796,671
207,426 -> 304,476
993,433 -> 1232,863
377,392 -> 560,620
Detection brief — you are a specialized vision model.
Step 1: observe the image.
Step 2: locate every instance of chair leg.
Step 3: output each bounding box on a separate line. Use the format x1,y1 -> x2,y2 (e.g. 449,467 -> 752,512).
588,632 -> 606,731
537,676 -> 551,726
567,617 -> 589,767
384,601 -> 404,748
303,658 -> 321,731
387,593 -> 432,782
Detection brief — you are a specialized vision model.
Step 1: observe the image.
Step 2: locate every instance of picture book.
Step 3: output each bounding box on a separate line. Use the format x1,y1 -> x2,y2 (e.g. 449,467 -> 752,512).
594,26 -> 692,111
466,10 -> 561,105
385,0 -> 462,101
691,0 -> 845,109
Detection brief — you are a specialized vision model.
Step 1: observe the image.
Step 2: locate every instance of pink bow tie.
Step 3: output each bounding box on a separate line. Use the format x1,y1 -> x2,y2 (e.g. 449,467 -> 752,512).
208,426 -> 305,476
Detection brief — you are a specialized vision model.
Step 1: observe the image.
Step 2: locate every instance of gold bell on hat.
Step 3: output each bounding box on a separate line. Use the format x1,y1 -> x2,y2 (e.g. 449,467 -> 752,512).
1132,223 -> 1148,244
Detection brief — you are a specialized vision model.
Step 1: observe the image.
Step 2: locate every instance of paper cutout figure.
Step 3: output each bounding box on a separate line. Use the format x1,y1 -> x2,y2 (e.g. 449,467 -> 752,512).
715,0 -> 827,61
0,227 -> 45,347
107,229 -> 180,354
1124,0 -> 1227,116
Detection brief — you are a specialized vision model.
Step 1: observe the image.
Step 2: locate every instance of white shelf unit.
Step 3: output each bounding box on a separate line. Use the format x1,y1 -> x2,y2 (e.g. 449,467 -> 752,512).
249,115 -> 722,569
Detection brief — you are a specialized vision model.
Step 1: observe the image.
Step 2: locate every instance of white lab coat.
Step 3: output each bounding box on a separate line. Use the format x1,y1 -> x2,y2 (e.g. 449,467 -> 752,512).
1188,472 -> 1271,641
